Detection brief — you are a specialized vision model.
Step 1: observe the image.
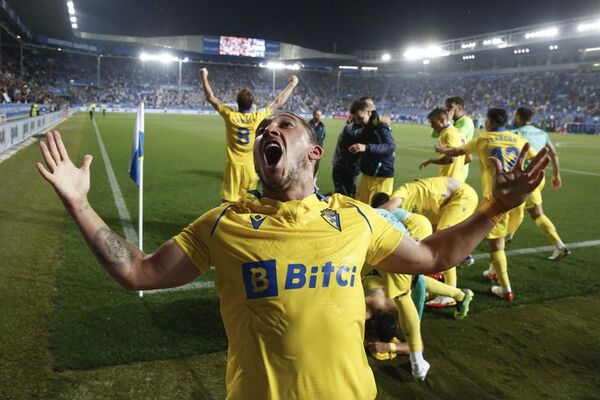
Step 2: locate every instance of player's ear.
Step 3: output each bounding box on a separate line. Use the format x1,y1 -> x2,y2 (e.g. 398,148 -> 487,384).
308,145 -> 323,161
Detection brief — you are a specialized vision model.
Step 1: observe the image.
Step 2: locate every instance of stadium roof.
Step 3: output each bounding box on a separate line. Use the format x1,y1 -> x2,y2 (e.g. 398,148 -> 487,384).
59,0 -> 600,53
5,0 -> 72,39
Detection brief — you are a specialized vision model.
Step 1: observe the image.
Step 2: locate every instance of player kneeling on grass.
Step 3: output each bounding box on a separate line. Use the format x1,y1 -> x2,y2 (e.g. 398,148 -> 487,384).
36,113 -> 547,399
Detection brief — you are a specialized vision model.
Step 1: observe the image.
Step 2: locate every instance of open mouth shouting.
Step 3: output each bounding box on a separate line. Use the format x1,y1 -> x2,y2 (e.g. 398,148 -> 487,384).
262,139 -> 284,169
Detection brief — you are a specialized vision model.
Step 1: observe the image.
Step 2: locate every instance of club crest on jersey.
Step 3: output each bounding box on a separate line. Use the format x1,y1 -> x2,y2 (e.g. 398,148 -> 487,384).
321,208 -> 341,231
250,214 -> 267,230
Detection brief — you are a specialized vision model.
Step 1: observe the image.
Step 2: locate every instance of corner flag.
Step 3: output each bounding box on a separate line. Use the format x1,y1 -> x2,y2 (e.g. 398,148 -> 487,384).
129,102 -> 145,298
129,102 -> 145,186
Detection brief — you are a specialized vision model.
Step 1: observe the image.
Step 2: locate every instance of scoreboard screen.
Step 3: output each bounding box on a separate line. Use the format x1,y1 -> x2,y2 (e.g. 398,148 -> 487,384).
219,36 -> 266,58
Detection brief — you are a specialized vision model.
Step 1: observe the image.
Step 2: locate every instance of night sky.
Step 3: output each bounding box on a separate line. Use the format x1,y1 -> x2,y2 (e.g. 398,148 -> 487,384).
76,0 -> 600,52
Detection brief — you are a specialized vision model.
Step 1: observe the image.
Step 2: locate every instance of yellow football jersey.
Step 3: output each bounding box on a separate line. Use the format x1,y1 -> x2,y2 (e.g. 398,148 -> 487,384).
390,177 -> 448,216
438,125 -> 465,181
217,103 -> 271,165
460,129 -> 536,197
173,193 -> 404,400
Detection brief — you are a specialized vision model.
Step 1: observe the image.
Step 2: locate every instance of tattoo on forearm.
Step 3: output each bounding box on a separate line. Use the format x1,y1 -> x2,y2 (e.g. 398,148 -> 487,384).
92,227 -> 140,269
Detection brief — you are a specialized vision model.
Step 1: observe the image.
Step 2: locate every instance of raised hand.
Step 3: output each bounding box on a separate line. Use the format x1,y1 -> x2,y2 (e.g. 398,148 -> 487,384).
289,75 -> 299,86
200,68 -> 208,79
489,143 -> 549,210
36,131 -> 93,210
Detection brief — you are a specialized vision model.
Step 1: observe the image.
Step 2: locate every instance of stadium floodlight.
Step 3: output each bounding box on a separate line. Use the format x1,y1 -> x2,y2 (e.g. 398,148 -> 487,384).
362,66 -> 378,71
70,16 -> 77,23
67,2 -> 75,15
549,45 -> 558,50
577,20 -> 600,32
139,52 -> 179,63
584,47 -> 600,52
514,48 -> 530,55
71,23 -> 78,29
461,42 -> 477,49
483,37 -> 505,47
381,53 -> 391,61
462,54 -> 475,60
182,57 -> 190,63
524,27 -> 559,39
404,45 -> 449,61
339,65 -> 359,70
422,59 -> 430,65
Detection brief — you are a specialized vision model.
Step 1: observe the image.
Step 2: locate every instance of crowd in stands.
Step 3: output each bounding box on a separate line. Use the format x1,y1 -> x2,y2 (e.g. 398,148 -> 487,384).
0,45 -> 598,131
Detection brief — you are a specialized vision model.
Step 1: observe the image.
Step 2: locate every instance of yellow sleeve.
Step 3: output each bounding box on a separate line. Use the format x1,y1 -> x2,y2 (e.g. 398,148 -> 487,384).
391,185 -> 409,200
217,103 -> 233,119
172,208 -> 222,273
526,141 -> 537,160
460,137 -> 478,155
360,205 -> 405,266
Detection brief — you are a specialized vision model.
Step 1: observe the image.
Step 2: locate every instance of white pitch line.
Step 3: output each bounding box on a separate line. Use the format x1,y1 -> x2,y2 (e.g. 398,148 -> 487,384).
561,168 -> 600,177
92,119 -> 139,244
147,239 -> 600,295
473,239 -> 600,260
144,281 -> 216,295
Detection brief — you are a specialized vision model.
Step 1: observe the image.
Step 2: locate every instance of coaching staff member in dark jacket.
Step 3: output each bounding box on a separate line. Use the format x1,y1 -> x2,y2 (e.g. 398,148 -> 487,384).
349,99 -> 396,204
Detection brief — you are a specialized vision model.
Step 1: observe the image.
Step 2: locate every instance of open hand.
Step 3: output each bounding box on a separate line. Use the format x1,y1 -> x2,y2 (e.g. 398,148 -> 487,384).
490,143 -> 549,210
36,131 -> 93,210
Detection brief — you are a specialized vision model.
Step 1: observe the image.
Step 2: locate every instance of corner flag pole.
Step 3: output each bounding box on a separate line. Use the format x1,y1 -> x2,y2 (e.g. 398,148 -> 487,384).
138,102 -> 145,298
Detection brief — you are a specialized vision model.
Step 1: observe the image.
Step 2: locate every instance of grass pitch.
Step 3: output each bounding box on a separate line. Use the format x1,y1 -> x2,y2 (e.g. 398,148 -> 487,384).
1,112 -> 599,399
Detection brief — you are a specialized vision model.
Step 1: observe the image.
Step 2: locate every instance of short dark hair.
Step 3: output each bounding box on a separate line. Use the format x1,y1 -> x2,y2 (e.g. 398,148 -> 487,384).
516,107 -> 534,122
236,88 -> 254,111
487,108 -> 509,127
359,96 -> 373,103
256,111 -> 320,146
427,107 -> 448,121
371,192 -> 390,208
445,96 -> 465,108
372,312 -> 397,343
350,99 -> 370,114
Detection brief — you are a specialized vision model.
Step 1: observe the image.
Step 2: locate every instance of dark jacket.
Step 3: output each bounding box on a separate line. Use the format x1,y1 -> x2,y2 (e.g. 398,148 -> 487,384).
358,122 -> 396,177
309,118 -> 326,145
332,122 -> 362,175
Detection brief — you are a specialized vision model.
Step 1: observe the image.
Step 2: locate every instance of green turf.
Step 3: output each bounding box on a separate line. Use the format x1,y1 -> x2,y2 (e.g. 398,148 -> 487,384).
1,112 -> 600,399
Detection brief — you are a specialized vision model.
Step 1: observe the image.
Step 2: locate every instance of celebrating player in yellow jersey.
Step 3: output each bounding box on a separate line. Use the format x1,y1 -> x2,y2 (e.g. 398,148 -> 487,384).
200,67 -> 299,202
436,108 -> 537,301
420,108 -> 466,182
35,109 -> 547,399
376,176 -> 478,307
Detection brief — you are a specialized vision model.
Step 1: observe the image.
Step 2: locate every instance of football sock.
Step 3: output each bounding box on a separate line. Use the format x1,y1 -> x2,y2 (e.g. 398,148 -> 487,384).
442,266 -> 457,287
394,294 -> 423,353
424,276 -> 464,301
534,215 -> 563,247
490,250 -> 510,290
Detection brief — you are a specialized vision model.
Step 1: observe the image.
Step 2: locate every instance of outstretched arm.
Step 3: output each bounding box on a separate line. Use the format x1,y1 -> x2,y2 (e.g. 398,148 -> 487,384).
269,75 -> 299,112
36,131 -> 201,290
199,68 -> 221,110
379,143 -> 549,275
435,142 -> 466,157
419,155 -> 453,169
